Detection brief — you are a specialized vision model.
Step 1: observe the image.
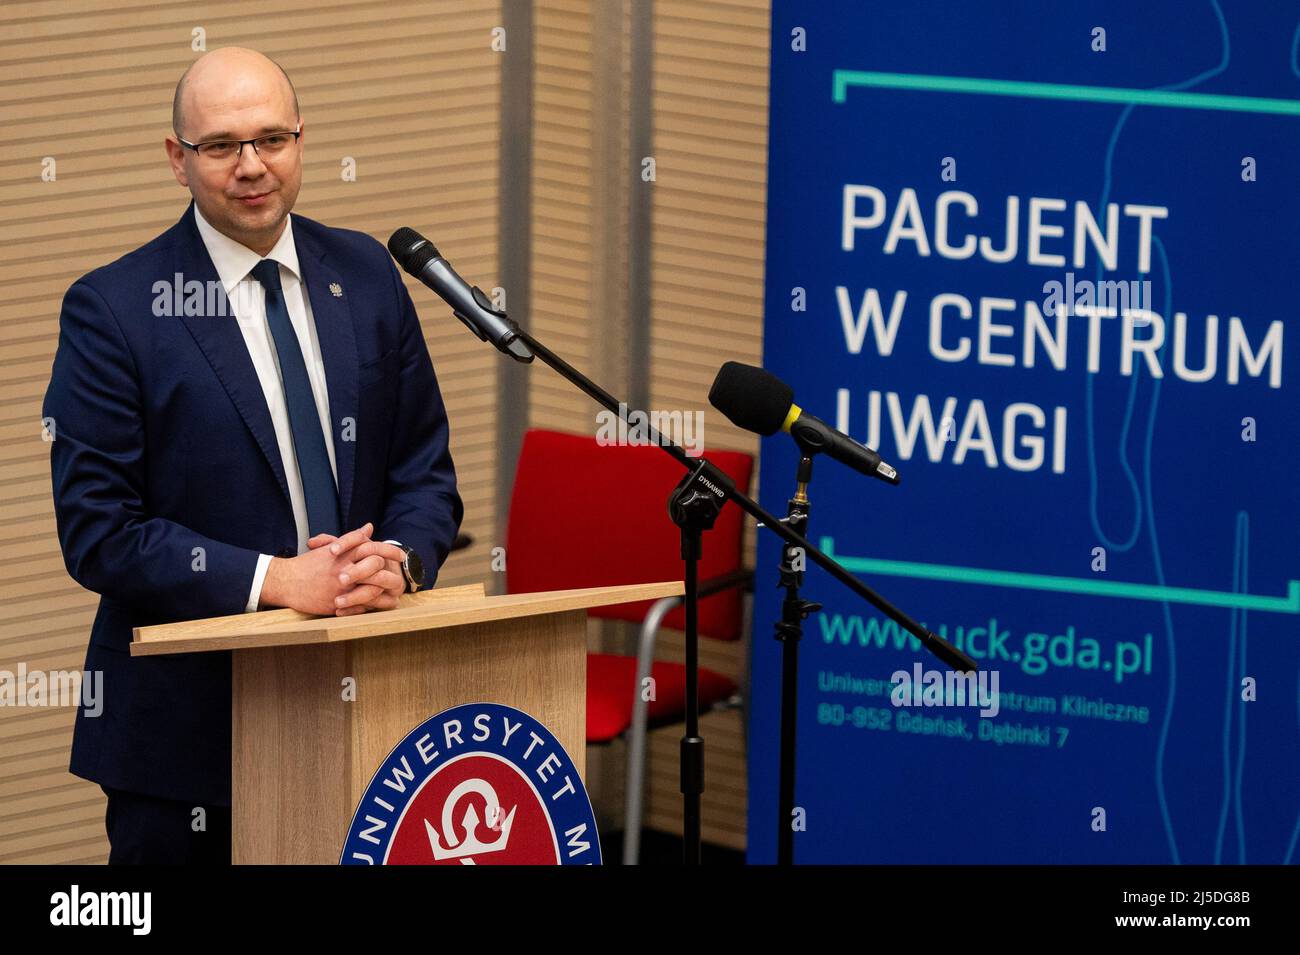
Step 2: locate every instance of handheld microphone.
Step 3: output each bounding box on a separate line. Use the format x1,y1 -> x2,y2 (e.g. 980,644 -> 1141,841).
387,227 -> 533,363
709,361 -> 899,485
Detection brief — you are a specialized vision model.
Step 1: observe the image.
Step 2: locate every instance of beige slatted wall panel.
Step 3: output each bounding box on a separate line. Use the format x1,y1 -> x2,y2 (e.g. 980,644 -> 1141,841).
0,0 -> 500,864
530,0 -> 771,852
643,0 -> 771,852
529,0 -> 637,838
531,0 -> 599,430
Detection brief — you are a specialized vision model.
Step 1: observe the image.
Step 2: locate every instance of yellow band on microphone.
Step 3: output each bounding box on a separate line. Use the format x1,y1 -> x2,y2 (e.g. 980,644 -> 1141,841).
781,403 -> 802,433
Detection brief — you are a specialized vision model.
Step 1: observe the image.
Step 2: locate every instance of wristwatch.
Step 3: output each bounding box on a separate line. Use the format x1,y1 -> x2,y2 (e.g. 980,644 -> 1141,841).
396,544 -> 425,594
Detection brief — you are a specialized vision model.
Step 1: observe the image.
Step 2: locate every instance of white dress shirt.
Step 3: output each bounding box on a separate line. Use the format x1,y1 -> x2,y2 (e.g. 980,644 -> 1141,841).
192,204 -> 339,612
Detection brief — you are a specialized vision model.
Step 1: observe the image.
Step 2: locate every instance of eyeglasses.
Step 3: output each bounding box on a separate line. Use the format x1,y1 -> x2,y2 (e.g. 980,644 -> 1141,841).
178,123 -> 302,164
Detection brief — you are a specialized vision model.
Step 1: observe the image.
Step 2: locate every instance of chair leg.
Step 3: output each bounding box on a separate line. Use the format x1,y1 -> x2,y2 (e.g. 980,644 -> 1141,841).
622,595 -> 679,865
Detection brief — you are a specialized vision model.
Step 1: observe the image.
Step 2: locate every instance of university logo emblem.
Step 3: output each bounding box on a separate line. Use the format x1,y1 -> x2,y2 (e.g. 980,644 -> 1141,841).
340,702 -> 601,865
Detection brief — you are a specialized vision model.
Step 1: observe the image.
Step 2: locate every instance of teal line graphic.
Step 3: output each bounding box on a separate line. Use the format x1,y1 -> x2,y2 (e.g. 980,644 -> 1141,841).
818,537 -> 1300,615
831,70 -> 1300,116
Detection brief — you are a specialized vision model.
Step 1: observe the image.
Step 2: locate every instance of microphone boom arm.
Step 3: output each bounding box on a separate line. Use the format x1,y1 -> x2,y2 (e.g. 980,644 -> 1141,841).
515,329 -> 976,674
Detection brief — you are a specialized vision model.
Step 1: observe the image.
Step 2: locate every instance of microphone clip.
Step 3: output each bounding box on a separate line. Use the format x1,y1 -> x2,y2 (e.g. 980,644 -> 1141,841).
667,459 -> 733,559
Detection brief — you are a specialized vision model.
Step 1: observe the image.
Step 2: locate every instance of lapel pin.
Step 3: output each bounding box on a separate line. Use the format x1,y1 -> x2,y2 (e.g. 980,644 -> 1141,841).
329,282 -> 343,297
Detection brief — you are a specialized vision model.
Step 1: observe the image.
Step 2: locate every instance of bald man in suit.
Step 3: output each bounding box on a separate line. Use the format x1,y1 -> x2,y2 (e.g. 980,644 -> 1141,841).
44,48 -> 463,863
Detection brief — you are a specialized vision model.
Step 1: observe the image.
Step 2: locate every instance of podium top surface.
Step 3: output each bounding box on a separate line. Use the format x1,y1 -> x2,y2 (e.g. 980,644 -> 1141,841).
130,581 -> 685,656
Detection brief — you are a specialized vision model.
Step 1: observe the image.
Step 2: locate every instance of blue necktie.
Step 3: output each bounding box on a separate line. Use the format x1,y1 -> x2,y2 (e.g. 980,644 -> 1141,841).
250,259 -> 341,538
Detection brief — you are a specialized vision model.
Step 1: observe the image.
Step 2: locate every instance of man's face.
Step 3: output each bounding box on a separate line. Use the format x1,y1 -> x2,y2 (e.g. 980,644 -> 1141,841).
166,67 -> 302,254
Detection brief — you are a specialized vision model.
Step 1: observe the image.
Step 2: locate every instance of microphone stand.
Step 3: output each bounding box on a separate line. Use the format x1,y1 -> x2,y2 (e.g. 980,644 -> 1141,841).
775,453 -> 818,866
389,234 -> 975,862
505,328 -> 977,867
666,459 -> 726,862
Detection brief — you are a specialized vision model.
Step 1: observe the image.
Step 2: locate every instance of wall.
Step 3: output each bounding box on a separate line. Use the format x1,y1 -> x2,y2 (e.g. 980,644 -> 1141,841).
0,0 -> 502,863
526,0 -> 770,851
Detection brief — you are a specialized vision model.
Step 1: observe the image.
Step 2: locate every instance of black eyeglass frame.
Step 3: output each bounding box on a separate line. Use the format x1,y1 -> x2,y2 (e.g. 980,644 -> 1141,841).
177,122 -> 303,160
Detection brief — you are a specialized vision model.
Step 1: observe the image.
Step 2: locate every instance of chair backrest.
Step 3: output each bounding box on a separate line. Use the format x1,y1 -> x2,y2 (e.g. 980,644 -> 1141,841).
506,428 -> 753,640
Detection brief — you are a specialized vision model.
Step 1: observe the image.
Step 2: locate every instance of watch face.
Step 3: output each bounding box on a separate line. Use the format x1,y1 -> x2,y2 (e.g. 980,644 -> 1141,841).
406,548 -> 425,588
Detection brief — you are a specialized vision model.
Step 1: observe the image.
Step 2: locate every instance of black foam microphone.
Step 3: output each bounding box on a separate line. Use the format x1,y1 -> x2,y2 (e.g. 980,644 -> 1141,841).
709,362 -> 899,485
387,227 -> 533,362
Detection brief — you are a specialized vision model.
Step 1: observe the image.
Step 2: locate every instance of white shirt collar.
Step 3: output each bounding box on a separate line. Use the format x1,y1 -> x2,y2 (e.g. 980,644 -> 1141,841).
193,203 -> 302,295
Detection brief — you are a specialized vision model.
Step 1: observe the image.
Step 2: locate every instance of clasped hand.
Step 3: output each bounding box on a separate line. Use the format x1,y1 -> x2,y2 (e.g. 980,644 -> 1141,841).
259,522 -> 408,616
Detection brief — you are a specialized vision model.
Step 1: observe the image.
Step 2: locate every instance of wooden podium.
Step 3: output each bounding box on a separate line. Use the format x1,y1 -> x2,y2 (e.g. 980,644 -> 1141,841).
131,580 -> 684,864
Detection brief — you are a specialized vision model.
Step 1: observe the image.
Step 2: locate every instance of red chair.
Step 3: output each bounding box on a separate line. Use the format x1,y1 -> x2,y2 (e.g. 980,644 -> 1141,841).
506,428 -> 753,863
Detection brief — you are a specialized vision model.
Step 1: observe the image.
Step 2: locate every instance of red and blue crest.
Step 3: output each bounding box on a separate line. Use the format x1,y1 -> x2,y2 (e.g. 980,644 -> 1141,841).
341,702 -> 601,865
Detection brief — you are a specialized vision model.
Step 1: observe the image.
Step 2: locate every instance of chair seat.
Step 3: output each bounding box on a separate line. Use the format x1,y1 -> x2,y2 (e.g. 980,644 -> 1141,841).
586,653 -> 738,743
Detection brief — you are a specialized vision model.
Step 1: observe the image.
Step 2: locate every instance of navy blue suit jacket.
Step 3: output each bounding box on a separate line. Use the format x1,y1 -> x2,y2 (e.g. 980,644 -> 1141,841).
44,202 -> 464,806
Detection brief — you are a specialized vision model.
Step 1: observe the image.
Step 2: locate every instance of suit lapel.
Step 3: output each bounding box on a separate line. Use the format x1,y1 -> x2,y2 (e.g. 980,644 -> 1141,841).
173,203 -> 293,509
294,220 -> 359,529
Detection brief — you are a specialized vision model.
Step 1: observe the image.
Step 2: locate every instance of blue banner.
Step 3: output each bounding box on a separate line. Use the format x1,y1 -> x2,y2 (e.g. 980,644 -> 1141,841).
749,0 -> 1300,863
